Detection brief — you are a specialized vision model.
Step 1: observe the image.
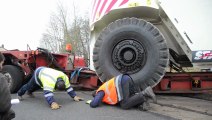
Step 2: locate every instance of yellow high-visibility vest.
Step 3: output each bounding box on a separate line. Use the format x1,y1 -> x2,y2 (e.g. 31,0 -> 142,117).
38,68 -> 70,91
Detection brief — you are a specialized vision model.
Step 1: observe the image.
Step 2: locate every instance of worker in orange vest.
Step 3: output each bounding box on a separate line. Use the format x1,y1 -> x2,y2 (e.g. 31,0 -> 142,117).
86,74 -> 156,110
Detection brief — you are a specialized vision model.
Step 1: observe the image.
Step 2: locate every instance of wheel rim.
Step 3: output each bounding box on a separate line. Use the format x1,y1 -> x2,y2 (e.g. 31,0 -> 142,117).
4,73 -> 13,89
112,40 -> 146,74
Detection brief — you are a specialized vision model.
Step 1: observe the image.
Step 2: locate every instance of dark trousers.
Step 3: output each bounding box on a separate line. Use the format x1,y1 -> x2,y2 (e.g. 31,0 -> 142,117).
0,109 -> 15,120
17,74 -> 40,96
119,75 -> 146,109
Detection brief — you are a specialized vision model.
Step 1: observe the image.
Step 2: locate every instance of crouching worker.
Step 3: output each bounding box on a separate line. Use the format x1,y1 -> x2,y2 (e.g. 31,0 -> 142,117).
17,67 -> 83,110
86,74 -> 157,110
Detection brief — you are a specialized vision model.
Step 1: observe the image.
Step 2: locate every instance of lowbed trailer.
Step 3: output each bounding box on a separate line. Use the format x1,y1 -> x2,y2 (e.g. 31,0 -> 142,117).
155,72 -> 212,93
1,48 -> 99,93
2,47 -> 212,94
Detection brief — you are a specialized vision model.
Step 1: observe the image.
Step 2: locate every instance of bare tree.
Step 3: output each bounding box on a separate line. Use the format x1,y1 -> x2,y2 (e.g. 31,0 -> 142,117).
68,1 -> 90,65
40,0 -> 90,65
71,16 -> 90,65
40,13 -> 64,52
40,2 -> 70,53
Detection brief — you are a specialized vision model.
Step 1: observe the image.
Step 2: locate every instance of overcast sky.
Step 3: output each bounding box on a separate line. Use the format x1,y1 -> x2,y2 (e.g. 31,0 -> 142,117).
0,0 -> 91,50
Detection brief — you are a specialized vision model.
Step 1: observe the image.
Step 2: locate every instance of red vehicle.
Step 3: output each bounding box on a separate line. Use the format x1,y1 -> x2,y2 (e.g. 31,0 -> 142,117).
1,47 -> 99,93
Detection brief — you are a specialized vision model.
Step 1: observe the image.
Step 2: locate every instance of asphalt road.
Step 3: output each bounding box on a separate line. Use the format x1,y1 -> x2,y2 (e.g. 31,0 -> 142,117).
11,91 -> 176,120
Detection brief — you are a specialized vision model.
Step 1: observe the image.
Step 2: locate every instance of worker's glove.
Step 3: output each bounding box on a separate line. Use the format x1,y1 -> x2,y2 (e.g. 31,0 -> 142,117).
51,102 -> 61,110
86,100 -> 92,104
73,96 -> 84,102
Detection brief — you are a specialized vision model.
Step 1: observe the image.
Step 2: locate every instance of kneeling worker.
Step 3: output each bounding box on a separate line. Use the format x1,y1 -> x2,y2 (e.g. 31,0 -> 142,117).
87,74 -> 156,110
17,67 -> 83,110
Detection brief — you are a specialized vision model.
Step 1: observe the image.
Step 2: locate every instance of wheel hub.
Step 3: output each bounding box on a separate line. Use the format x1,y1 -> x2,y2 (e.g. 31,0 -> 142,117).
123,51 -> 133,61
112,40 -> 146,74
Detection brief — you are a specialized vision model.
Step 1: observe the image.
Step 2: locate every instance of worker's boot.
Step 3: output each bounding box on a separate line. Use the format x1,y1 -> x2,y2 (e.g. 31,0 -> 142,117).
27,91 -> 35,98
17,95 -> 23,101
138,100 -> 150,111
142,86 -> 157,103
17,91 -> 23,101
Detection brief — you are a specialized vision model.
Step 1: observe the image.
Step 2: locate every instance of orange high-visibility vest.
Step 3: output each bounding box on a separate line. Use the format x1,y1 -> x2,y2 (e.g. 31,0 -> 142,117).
96,77 -> 118,105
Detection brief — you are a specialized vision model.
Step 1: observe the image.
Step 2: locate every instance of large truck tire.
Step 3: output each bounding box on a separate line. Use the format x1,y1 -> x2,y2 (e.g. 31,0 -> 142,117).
2,65 -> 24,93
93,18 -> 169,89
0,73 -> 11,112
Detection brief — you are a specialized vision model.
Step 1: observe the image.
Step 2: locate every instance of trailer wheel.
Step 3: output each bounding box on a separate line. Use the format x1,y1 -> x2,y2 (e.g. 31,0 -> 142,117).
93,18 -> 169,89
2,65 -> 24,93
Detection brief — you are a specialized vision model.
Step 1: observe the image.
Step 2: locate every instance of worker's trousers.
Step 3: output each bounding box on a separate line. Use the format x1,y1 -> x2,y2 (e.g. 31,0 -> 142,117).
119,75 -> 146,109
17,71 -> 41,96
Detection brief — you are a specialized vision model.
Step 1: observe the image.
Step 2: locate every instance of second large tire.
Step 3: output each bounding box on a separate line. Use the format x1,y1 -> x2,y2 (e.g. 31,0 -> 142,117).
2,65 -> 24,93
93,18 -> 169,89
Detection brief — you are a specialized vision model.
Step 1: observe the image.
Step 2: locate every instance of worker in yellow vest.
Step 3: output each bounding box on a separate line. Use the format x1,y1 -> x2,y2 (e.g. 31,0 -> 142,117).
87,74 -> 156,110
17,67 -> 83,110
